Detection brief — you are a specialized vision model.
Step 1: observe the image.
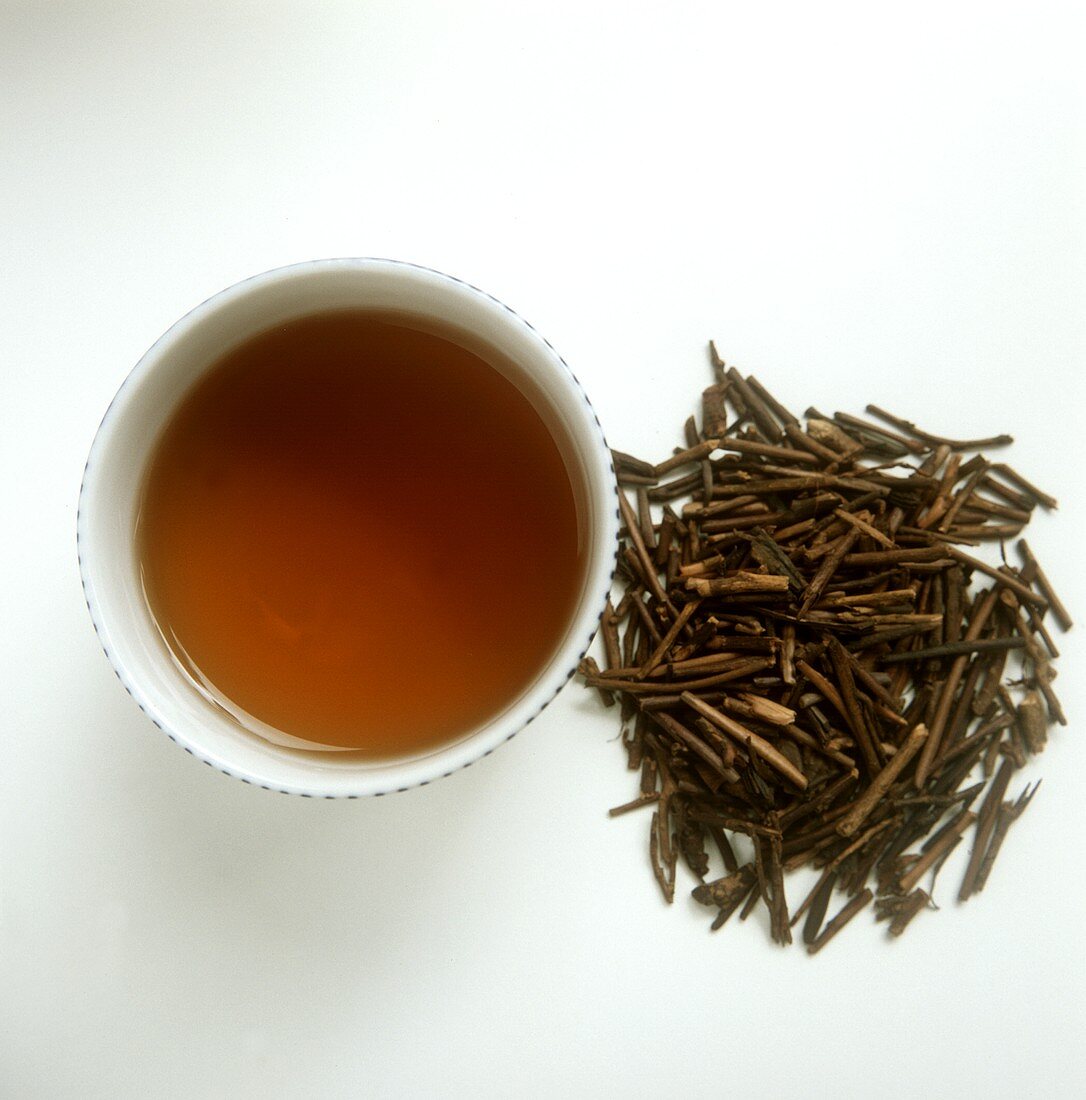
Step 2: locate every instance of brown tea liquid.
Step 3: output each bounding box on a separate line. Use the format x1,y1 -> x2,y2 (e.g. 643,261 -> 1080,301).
137,311 -> 586,755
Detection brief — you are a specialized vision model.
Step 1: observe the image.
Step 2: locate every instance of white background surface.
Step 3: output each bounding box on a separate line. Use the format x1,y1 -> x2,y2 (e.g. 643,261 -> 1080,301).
2,2 -> 1085,1097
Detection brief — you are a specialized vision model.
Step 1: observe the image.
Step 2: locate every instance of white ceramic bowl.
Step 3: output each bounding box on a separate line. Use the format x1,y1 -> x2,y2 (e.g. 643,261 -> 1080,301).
78,259 -> 617,796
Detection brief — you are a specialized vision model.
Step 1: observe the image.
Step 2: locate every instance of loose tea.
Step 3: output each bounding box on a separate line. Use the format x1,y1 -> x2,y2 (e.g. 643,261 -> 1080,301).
582,345 -> 1069,950
139,310 -> 586,754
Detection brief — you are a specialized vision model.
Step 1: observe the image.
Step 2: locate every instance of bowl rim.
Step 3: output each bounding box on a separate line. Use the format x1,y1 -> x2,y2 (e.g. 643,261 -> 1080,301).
77,257 -> 618,797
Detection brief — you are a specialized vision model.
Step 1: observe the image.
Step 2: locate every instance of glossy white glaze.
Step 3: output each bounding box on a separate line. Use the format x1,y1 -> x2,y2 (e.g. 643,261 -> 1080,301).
78,259 -> 618,796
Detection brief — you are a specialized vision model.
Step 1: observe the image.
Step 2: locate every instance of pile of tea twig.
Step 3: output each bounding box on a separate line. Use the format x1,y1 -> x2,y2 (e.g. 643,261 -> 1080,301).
581,345 -> 1071,952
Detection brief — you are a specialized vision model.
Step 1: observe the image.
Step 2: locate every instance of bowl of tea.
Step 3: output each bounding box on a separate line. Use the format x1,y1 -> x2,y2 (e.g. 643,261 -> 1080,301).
78,259 -> 617,795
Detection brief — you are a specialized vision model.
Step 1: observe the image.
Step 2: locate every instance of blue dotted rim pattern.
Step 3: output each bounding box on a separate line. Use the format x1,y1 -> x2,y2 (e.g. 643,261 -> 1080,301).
77,258 -> 620,798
